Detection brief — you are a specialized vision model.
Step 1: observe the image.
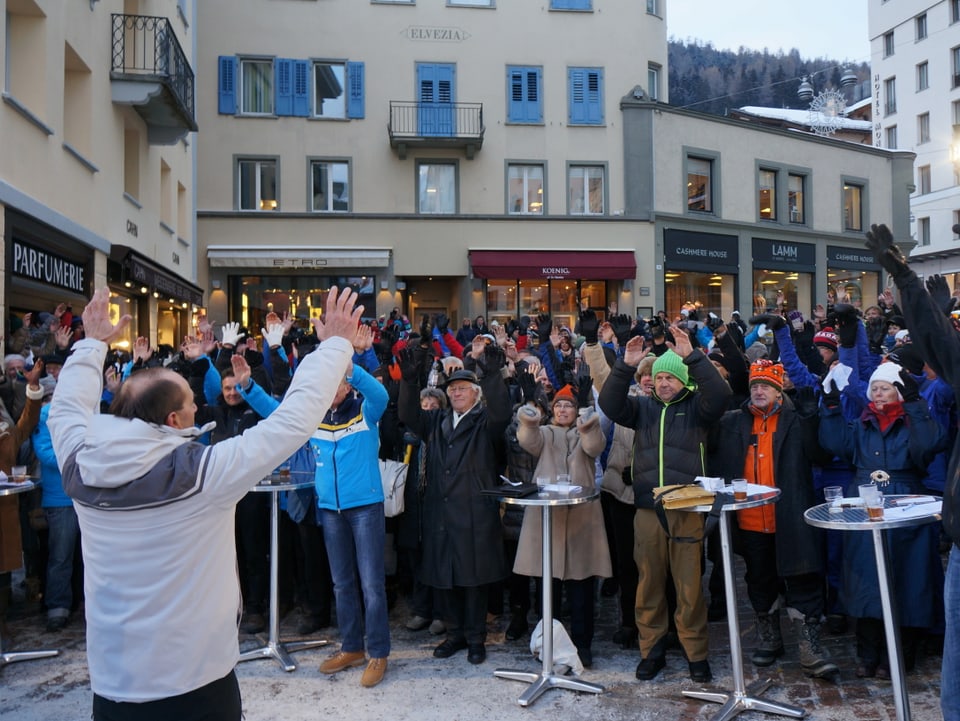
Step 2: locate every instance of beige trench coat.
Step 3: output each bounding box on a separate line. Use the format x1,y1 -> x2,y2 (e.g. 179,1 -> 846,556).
513,407 -> 612,580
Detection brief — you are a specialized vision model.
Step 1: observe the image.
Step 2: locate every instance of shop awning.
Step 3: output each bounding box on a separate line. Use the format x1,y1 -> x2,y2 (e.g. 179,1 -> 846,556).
469,250 -> 636,280
110,246 -> 204,307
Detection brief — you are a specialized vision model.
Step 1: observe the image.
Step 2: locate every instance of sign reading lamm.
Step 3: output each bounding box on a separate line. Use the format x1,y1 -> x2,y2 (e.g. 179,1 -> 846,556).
12,240 -> 85,293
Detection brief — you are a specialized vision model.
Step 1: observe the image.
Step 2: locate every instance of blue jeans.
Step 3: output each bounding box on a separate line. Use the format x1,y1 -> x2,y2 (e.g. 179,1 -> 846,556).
320,503 -> 390,658
943,546 -> 960,721
44,505 -> 80,616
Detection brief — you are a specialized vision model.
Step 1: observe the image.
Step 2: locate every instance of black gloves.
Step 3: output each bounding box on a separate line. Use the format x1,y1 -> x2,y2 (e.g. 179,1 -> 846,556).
822,379 -> 841,409
749,313 -> 785,332
926,274 -> 958,316
648,315 -> 666,339
576,377 -> 594,409
398,347 -> 419,382
724,321 -> 745,352
895,368 -> 920,402
419,315 -> 432,339
579,309 -> 599,345
517,369 -> 538,404
535,313 -> 552,346
609,314 -> 632,347
865,224 -> 913,283
833,303 -> 859,348
793,385 -> 819,419
866,317 -> 887,355
435,313 -> 450,334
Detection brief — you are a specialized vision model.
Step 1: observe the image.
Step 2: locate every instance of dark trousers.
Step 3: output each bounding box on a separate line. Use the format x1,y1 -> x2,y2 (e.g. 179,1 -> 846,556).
439,585 -> 488,645
608,498 -> 639,628
92,670 -> 241,721
235,492 -> 269,615
296,520 -> 332,620
737,528 -> 822,619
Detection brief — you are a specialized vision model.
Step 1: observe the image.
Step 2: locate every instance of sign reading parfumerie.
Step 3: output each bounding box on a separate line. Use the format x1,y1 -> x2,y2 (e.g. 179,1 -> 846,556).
12,239 -> 86,294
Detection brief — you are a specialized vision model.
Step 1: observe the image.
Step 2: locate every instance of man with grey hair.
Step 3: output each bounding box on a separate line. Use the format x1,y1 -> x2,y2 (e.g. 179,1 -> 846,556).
48,286 -> 363,721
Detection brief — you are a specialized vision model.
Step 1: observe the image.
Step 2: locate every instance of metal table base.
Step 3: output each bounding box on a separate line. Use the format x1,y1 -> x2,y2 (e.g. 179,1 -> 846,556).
494,489 -> 603,706
683,488 -> 806,721
1,647 -> 59,669
238,477 -> 327,671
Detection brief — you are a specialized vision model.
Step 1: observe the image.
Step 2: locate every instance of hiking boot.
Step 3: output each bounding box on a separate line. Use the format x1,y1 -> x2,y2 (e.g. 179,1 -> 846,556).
505,610 -> 529,641
405,615 -> 431,631
689,659 -> 712,683
798,618 -> 839,678
319,650 -> 366,674
360,657 -> 387,687
429,619 -> 446,635
751,612 -> 784,667
239,613 -> 266,635
635,654 -> 666,680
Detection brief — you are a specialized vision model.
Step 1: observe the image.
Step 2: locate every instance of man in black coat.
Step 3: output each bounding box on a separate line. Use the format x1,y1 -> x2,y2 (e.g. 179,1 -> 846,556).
398,337 -> 510,665
710,360 -> 837,678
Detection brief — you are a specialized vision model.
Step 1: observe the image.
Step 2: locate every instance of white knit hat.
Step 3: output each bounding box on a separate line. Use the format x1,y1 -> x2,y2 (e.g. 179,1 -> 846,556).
867,362 -> 903,401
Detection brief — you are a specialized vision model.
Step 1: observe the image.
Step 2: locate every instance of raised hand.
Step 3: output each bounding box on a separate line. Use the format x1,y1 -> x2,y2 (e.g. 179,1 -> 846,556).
398,347 -> 419,382
133,336 -> 152,363
24,359 -> 43,389
622,335 -> 646,366
609,314 -> 632,348
281,312 -> 294,336
81,287 -> 131,345
666,323 -> 693,358
104,366 -> 121,395
894,368 -> 920,403
517,366 -> 538,404
576,377 -> 594,408
196,312 -> 213,337
181,336 -> 203,361
535,313 -> 552,345
220,321 -> 244,347
470,335 -> 486,360
353,323 -> 373,353
261,323 -> 284,349
230,353 -> 252,389
54,326 -> 72,350
865,224 -> 911,281
926,274 -> 957,316
579,309 -> 599,345
493,323 -> 508,348
311,286 -> 364,343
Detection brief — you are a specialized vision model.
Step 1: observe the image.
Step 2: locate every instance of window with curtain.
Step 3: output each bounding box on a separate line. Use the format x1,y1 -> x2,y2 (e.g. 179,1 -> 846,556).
843,183 -> 863,231
758,169 -> 776,220
687,157 -> 712,212
238,158 -> 278,211
788,173 -> 805,223
241,59 -> 273,114
418,163 -> 457,214
311,160 -> 350,212
568,165 -> 604,215
507,164 -> 544,214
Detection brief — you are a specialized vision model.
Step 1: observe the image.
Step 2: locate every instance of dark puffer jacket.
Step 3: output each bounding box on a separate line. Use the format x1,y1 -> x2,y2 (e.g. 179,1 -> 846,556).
598,350 -> 731,509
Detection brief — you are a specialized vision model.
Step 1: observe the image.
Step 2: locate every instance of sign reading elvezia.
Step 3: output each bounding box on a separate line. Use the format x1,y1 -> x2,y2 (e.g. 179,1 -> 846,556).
403,26 -> 471,42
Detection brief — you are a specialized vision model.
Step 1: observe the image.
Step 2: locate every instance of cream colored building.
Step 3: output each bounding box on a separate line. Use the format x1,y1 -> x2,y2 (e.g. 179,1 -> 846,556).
196,0 -> 912,331
0,0 -> 199,351
869,0 -> 960,282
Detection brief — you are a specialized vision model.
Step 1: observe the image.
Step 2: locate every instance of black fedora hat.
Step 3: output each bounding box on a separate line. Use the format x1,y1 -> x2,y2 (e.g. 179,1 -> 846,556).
444,369 -> 478,386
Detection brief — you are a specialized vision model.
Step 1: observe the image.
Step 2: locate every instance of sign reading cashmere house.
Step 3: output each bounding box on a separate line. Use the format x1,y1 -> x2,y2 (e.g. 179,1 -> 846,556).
663,229 -> 738,271
12,239 -> 87,294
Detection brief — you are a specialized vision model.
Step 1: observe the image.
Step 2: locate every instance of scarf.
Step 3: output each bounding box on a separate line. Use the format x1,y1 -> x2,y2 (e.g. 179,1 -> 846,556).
866,400 -> 904,433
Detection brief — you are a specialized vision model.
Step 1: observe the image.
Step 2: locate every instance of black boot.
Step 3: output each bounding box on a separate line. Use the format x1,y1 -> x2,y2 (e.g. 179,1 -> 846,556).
505,606 -> 529,641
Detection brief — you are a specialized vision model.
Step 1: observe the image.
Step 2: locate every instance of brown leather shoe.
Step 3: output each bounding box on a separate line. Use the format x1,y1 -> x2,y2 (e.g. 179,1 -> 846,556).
319,650 -> 366,674
361,657 -> 388,687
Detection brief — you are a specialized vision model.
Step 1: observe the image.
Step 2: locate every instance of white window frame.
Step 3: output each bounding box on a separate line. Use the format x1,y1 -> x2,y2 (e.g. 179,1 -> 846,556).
916,13 -> 927,41
507,163 -> 545,215
647,63 -> 661,101
918,165 -> 931,195
885,125 -> 898,149
758,168 -> 777,221
237,157 -> 279,211
313,61 -> 347,119
417,161 -> 458,215
310,159 -> 351,213
567,164 -> 605,216
917,61 -> 929,91
884,77 -> 896,115
918,112 -> 931,144
884,31 -> 895,57
918,217 -> 930,246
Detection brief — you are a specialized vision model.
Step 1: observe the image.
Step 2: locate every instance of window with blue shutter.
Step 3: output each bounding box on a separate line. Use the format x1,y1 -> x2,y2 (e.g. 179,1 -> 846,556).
218,56 -> 237,115
507,66 -> 542,124
347,61 -> 365,119
568,67 -> 603,125
550,0 -> 592,9
275,58 -> 294,116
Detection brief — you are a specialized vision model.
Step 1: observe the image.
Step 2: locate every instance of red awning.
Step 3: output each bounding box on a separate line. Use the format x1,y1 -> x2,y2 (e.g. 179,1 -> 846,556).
469,250 -> 636,280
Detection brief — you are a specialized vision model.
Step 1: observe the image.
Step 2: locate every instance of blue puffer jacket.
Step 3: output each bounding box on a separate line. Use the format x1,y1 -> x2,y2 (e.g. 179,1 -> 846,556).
239,365 -> 388,513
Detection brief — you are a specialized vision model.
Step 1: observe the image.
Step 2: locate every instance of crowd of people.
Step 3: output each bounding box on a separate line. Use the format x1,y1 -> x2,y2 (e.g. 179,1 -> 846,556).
2,225 -> 960,720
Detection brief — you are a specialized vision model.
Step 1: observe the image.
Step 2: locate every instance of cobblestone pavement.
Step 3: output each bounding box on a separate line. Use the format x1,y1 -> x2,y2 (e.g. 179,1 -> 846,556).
1,556 -> 945,721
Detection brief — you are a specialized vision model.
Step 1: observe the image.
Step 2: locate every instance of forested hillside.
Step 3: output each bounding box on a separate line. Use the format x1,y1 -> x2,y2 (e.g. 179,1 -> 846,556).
667,39 -> 870,116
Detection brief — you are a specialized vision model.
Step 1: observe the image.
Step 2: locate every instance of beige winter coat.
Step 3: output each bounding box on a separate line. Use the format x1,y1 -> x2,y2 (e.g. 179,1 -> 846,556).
513,406 -> 612,580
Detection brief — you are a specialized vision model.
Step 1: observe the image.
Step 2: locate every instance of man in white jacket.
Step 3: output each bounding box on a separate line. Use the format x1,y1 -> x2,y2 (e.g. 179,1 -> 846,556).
48,286 -> 362,721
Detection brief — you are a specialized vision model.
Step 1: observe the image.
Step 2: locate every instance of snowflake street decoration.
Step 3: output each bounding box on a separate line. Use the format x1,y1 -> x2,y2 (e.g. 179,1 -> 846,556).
807,89 -> 847,137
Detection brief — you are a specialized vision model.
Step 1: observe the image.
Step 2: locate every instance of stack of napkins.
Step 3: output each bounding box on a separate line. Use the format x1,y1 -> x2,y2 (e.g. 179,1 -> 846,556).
542,484 -> 583,493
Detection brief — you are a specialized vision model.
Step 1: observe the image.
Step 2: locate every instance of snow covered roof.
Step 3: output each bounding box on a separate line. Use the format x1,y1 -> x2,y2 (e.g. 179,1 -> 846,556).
736,105 -> 872,131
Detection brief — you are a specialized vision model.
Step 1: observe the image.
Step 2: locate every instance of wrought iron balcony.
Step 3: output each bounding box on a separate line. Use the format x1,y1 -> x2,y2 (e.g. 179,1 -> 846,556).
388,101 -> 484,159
110,14 -> 197,145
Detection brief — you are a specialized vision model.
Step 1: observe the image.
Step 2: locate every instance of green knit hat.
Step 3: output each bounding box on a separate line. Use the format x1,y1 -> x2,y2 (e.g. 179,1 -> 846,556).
651,350 -> 690,387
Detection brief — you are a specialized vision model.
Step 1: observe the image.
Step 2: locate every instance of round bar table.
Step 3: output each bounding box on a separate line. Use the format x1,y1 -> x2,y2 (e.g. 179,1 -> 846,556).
680,486 -> 806,721
0,480 -> 59,668
804,494 -> 942,721
238,472 -> 327,672
493,486 -> 604,707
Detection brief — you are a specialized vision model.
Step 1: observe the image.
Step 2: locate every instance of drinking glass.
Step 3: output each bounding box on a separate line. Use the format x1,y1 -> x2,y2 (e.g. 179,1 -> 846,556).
731,478 -> 748,501
824,486 -> 843,513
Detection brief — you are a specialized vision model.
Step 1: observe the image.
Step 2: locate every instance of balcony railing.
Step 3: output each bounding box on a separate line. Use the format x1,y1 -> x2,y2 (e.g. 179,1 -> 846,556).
388,101 -> 484,159
110,14 -> 197,143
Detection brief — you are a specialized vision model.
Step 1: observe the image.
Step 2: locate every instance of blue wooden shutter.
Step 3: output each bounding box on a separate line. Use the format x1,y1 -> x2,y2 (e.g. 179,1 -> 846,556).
568,67 -> 602,124
508,67 -> 542,123
293,60 -> 310,117
218,56 -> 236,115
275,58 -> 293,116
347,61 -> 365,119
